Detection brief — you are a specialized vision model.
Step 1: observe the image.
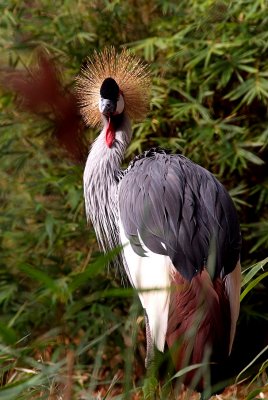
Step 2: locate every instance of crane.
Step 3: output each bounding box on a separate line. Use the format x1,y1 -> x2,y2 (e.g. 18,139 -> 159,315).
76,48 -> 241,386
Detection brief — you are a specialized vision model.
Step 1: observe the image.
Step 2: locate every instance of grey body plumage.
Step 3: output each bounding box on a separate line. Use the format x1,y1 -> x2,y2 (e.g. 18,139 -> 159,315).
119,149 -> 241,281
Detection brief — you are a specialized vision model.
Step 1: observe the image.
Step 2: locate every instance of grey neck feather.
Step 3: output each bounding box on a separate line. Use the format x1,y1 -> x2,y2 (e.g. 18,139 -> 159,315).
83,114 -> 132,267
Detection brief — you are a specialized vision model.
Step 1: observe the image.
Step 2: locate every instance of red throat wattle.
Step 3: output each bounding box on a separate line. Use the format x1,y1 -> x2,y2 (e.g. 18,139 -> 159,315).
105,117 -> 115,148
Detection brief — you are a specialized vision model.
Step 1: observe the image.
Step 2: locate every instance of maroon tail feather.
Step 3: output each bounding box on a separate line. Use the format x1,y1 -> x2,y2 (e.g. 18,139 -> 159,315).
166,269 -> 231,387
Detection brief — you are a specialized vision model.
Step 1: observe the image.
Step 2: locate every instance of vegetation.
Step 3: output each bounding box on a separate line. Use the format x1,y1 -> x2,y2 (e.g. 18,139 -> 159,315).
0,0 -> 267,398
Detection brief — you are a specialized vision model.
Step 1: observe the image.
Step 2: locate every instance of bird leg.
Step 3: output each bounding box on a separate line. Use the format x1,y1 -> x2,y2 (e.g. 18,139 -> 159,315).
144,310 -> 154,368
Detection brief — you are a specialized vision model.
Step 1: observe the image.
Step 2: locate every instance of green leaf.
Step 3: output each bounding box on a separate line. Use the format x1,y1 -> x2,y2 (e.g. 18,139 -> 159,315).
18,263 -> 58,291
69,247 -> 122,293
241,258 -> 268,287
45,213 -> 54,246
246,388 -> 266,400
241,271 -> 268,302
236,345 -> 268,383
164,362 -> 210,384
0,322 -> 17,345
237,148 -> 264,165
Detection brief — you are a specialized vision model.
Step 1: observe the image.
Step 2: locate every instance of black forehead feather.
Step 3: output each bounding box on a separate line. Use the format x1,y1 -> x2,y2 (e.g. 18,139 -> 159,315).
100,77 -> 119,100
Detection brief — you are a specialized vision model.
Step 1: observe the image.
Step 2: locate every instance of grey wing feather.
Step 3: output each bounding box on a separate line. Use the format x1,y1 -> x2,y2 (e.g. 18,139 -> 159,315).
119,152 -> 241,281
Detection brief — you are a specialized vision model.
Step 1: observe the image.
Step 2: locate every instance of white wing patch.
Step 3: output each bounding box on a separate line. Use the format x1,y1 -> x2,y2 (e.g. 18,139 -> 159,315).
118,218 -> 171,352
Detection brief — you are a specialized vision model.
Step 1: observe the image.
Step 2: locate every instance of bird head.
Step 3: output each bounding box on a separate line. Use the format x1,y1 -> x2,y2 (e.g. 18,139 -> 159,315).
99,77 -> 125,117
98,76 -> 125,147
76,47 -> 150,147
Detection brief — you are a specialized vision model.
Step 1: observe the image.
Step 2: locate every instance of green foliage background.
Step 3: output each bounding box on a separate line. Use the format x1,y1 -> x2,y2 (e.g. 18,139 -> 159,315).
0,0 -> 267,398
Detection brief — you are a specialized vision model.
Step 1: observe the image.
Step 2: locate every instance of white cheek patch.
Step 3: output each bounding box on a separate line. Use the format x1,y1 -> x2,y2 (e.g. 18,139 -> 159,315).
99,98 -> 104,113
115,94 -> 124,115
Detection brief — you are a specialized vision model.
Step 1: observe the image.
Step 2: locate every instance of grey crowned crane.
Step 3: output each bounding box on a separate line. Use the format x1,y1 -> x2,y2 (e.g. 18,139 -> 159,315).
76,48 -> 241,386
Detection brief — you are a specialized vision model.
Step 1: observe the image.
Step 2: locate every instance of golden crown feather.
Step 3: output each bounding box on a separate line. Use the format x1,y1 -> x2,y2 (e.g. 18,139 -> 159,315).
76,47 -> 151,127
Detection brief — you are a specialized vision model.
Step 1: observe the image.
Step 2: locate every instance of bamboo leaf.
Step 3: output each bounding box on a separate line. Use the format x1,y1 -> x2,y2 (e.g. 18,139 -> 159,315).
241,258 -> 268,287
241,271 -> 268,302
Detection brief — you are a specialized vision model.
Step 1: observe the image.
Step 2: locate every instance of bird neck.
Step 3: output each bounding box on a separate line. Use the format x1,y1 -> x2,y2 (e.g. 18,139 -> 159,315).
83,113 -> 132,253
87,113 -> 132,171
